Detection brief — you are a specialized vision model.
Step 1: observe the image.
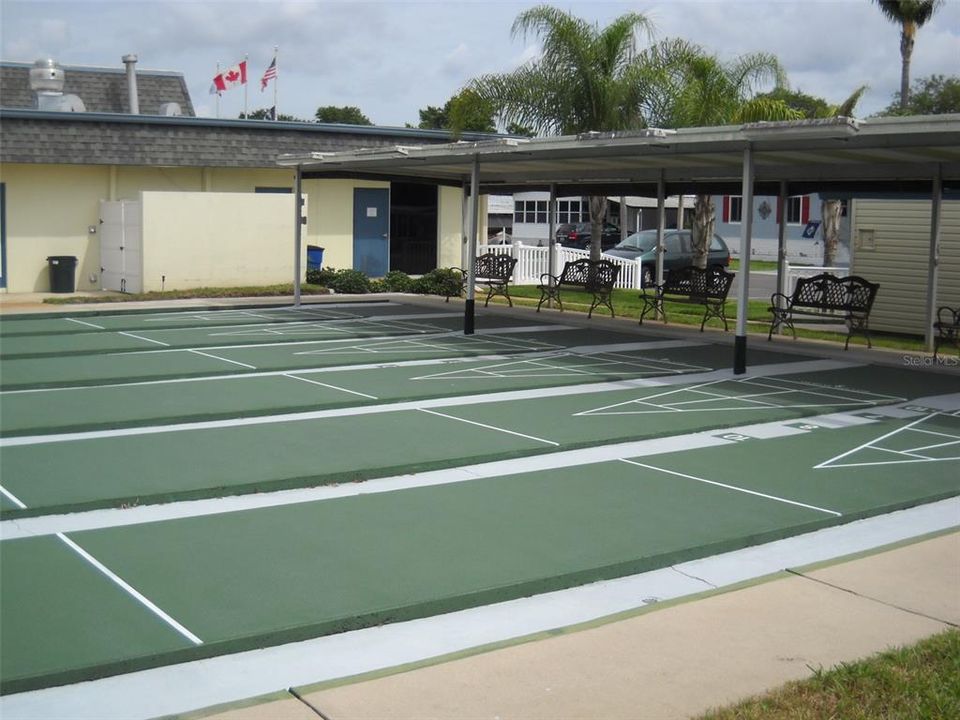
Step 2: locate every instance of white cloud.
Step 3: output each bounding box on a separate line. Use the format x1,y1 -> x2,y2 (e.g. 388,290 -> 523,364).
2,0 -> 958,126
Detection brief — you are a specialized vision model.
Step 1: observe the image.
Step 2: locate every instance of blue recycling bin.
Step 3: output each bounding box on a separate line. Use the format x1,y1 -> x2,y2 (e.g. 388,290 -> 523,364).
307,245 -> 324,271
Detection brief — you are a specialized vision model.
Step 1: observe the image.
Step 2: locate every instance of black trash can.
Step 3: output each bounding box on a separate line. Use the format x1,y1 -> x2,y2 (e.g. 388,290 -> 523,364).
47,256 -> 78,293
307,245 -> 325,271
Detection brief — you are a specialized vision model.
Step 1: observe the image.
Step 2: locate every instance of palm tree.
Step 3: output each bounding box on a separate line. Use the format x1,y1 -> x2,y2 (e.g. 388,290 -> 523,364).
638,40 -> 801,268
469,6 -> 657,260
817,86 -> 868,266
873,1 -> 944,112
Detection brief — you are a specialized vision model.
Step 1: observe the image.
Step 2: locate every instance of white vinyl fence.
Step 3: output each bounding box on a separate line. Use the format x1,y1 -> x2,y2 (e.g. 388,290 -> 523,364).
476,241 -> 644,289
783,262 -> 846,294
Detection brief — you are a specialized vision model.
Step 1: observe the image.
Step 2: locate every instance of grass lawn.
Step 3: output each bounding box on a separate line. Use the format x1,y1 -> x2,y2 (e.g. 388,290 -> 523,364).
696,630 -> 960,720
504,285 -> 927,353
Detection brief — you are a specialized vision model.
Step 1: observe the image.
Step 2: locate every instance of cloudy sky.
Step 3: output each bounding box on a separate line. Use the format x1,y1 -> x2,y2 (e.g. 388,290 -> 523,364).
3,0 -> 958,127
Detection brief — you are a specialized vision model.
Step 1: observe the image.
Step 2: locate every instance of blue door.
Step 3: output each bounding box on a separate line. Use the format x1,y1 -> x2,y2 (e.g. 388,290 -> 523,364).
353,188 -> 389,277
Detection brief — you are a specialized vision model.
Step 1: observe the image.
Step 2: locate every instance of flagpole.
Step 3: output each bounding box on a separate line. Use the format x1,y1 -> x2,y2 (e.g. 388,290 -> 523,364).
215,62 -> 221,118
243,54 -> 249,118
273,46 -> 279,120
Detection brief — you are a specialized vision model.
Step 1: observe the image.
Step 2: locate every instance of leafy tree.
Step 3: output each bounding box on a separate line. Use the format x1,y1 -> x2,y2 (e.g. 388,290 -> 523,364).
873,0 -> 944,111
757,88 -> 831,119
505,122 -> 536,137
315,106 -> 373,125
469,5 -> 657,260
640,39 -> 799,269
240,108 -> 303,122
417,105 -> 448,130
881,74 -> 960,115
417,90 -> 497,135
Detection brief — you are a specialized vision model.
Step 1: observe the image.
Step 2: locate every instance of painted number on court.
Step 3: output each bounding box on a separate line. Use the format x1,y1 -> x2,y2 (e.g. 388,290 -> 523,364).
719,433 -> 749,442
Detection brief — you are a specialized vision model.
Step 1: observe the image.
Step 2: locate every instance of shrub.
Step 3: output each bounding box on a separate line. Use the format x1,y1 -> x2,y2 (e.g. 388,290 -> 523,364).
413,267 -> 463,298
368,278 -> 387,293
381,270 -> 414,292
306,267 -> 338,286
328,268 -> 370,294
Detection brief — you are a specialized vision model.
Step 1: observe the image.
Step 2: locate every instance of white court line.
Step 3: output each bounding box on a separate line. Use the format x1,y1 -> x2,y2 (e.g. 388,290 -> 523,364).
814,412 -> 938,469
871,446 -> 933,460
6,403 -> 932,539
118,331 -> 170,347
65,318 -> 105,330
0,359 -> 859,447
0,482 -> 202,645
901,438 -> 960,454
56,533 -> 203,646
619,459 -> 842,517
187,349 -> 256,370
0,484 -> 28,509
284,374 -> 378,400
0,341 -> 699,396
417,408 -> 559,446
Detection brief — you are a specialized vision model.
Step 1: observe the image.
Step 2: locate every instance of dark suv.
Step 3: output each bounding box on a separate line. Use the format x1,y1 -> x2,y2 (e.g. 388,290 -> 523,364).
556,222 -> 622,250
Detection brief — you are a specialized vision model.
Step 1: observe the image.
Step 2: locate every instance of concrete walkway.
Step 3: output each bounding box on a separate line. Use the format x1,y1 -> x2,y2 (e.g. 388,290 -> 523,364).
212,531 -> 959,720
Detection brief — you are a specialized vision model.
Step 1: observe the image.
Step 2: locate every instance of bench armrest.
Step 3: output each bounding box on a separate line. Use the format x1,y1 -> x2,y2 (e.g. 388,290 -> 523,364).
770,291 -> 790,308
539,272 -> 560,285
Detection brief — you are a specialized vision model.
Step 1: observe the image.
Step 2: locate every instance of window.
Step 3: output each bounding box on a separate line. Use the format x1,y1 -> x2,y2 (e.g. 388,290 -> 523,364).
557,199 -> 588,224
728,196 -> 743,223
785,196 -> 802,224
536,201 -> 548,224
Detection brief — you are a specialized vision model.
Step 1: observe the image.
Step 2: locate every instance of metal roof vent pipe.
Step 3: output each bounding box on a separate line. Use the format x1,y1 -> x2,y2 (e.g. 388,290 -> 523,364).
123,54 -> 140,114
29,58 -> 85,111
30,58 -> 65,109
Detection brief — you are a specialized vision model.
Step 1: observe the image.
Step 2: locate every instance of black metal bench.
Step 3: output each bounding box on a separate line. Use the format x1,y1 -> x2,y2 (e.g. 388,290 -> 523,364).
536,258 -> 621,318
638,265 -> 735,331
934,306 -> 959,359
768,272 -> 879,350
447,252 -> 518,307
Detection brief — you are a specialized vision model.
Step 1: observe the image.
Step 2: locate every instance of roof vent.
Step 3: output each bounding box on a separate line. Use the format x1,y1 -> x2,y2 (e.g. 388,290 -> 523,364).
158,102 -> 183,116
29,58 -> 86,112
29,58 -> 65,94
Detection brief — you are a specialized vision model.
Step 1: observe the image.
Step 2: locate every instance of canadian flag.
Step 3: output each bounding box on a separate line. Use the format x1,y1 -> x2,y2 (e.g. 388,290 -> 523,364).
210,61 -> 247,94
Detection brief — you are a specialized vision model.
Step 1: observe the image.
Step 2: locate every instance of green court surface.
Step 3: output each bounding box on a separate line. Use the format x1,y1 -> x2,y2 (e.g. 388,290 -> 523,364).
1,300 -> 958,695
2,413 -> 957,693
0,313 -> 485,359
2,365 -> 937,517
0,342 -> 784,436
0,302 -> 412,336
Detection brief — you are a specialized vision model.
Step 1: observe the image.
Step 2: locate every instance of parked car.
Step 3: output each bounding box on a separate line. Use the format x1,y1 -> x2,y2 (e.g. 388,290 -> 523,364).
556,222 -> 622,250
603,229 -> 731,287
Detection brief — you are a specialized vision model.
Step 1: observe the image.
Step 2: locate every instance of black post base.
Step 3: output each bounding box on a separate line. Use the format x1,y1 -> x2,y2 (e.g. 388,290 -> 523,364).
734,334 -> 747,374
464,298 -> 475,335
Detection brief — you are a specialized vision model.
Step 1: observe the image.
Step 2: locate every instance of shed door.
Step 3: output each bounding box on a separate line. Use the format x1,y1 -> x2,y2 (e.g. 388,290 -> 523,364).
99,200 -> 143,293
353,188 -> 389,277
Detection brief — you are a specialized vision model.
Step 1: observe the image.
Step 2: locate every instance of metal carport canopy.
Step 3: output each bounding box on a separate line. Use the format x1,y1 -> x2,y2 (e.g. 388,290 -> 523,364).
278,114 -> 960,371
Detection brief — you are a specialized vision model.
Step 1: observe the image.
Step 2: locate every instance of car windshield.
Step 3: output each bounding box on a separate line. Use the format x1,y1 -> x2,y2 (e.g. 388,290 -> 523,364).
614,230 -> 659,251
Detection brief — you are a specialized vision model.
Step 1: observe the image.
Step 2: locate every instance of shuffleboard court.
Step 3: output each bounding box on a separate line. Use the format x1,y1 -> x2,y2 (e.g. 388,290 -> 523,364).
0,302 -> 422,337
0,363 -> 923,517
2,409 -> 957,693
0,339 -> 723,435
0,324 -> 580,390
0,313 -> 494,359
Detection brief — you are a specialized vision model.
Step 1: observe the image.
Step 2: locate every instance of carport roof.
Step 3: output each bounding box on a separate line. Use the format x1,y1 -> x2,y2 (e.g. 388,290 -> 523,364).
278,114 -> 960,197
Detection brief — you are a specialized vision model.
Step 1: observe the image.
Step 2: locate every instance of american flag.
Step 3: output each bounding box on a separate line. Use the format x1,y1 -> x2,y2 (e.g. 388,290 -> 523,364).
260,57 -> 277,91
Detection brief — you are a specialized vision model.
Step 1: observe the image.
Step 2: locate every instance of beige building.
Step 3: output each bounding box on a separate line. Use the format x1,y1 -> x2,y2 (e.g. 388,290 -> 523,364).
0,59 -> 491,293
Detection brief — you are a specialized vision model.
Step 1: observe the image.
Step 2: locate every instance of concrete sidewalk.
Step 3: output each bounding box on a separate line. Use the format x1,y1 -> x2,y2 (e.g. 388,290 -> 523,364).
211,531 -> 959,720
